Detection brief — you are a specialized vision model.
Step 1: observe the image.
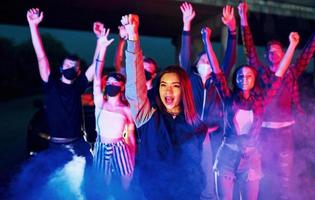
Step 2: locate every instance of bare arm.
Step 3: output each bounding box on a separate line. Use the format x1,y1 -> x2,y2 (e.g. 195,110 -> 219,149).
93,27 -> 114,108
27,8 -> 50,82
85,22 -> 109,82
179,2 -> 195,72
275,32 -> 300,77
125,108 -> 136,163
114,39 -> 126,73
113,26 -> 127,73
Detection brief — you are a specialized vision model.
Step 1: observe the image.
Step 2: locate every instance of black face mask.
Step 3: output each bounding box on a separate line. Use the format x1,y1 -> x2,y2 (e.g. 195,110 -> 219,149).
105,85 -> 121,97
62,68 -> 77,80
145,70 -> 152,81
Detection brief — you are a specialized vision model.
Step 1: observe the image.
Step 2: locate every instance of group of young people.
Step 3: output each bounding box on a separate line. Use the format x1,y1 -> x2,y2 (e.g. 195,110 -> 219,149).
22,1 -> 315,200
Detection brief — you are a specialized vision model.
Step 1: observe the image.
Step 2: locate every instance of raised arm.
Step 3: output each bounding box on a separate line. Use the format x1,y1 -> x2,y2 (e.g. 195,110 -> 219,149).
202,27 -> 230,99
93,27 -> 114,108
113,26 -> 127,73
291,31 -> 315,78
27,8 -> 50,82
179,2 -> 195,72
85,22 -> 109,82
221,5 -> 237,77
201,27 -> 221,74
123,14 -> 154,128
275,32 -> 300,77
238,2 -> 264,70
262,33 -> 300,117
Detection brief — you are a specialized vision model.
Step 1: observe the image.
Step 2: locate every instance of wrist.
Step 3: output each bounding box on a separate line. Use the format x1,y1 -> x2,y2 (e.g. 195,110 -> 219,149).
228,27 -> 236,34
128,33 -> 139,41
240,17 -> 248,26
183,23 -> 191,32
228,29 -> 237,36
37,56 -> 46,62
29,23 -> 39,29
289,43 -> 298,49
96,58 -> 104,62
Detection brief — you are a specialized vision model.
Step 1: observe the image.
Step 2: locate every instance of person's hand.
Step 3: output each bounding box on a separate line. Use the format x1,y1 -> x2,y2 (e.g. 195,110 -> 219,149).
180,2 -> 195,31
238,2 -> 248,26
118,25 -> 128,40
238,2 -> 248,18
27,8 -> 43,26
201,27 -> 212,44
121,14 -> 139,41
289,32 -> 300,47
97,27 -> 114,48
93,22 -> 104,38
222,5 -> 236,32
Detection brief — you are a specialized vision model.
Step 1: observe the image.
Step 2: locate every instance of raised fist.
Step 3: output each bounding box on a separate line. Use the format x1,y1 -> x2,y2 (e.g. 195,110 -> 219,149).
121,14 -> 139,41
93,22 -> 104,38
289,32 -> 300,47
27,8 -> 44,26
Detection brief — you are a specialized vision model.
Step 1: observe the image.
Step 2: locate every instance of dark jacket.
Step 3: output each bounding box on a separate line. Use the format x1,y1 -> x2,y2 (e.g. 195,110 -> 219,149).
179,30 -> 237,129
125,40 -> 206,199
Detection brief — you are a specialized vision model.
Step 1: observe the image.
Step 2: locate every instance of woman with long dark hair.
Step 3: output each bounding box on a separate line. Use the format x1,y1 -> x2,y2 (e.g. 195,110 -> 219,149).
121,14 -> 207,199
201,27 -> 299,200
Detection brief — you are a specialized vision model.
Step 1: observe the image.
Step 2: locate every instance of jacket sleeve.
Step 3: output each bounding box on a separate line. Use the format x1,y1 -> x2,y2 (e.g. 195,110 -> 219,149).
179,31 -> 192,72
222,29 -> 237,77
291,32 -> 315,78
125,40 -> 155,128
213,72 -> 231,100
241,25 -> 271,87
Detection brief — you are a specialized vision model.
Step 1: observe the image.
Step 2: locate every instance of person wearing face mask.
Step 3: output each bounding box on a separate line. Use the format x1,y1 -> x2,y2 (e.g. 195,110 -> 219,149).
201,26 -> 299,200
23,8 -> 109,198
179,3 -> 237,199
143,56 -> 158,105
27,8 -> 105,148
92,30 -> 136,195
60,63 -> 80,80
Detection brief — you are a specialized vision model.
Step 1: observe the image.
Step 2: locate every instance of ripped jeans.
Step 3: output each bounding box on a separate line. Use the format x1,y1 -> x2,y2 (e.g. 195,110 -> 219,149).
260,126 -> 294,200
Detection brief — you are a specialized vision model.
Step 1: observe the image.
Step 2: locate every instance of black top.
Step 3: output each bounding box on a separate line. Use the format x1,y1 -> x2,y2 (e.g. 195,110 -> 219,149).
43,74 -> 88,139
137,111 -> 206,199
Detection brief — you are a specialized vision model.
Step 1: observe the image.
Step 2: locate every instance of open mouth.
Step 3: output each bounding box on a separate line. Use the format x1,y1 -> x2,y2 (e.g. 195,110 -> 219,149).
164,96 -> 174,105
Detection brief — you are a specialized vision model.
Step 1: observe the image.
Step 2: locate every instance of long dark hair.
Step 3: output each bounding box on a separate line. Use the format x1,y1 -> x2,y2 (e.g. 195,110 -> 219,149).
154,65 -> 204,129
231,65 -> 263,98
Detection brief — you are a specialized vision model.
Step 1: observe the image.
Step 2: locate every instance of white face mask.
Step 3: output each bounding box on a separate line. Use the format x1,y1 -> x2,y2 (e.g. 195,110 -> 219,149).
197,63 -> 212,76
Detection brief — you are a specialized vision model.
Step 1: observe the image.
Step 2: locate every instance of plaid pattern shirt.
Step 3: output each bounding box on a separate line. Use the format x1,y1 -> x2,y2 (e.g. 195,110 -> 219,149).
241,26 -> 315,122
213,73 -> 282,148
